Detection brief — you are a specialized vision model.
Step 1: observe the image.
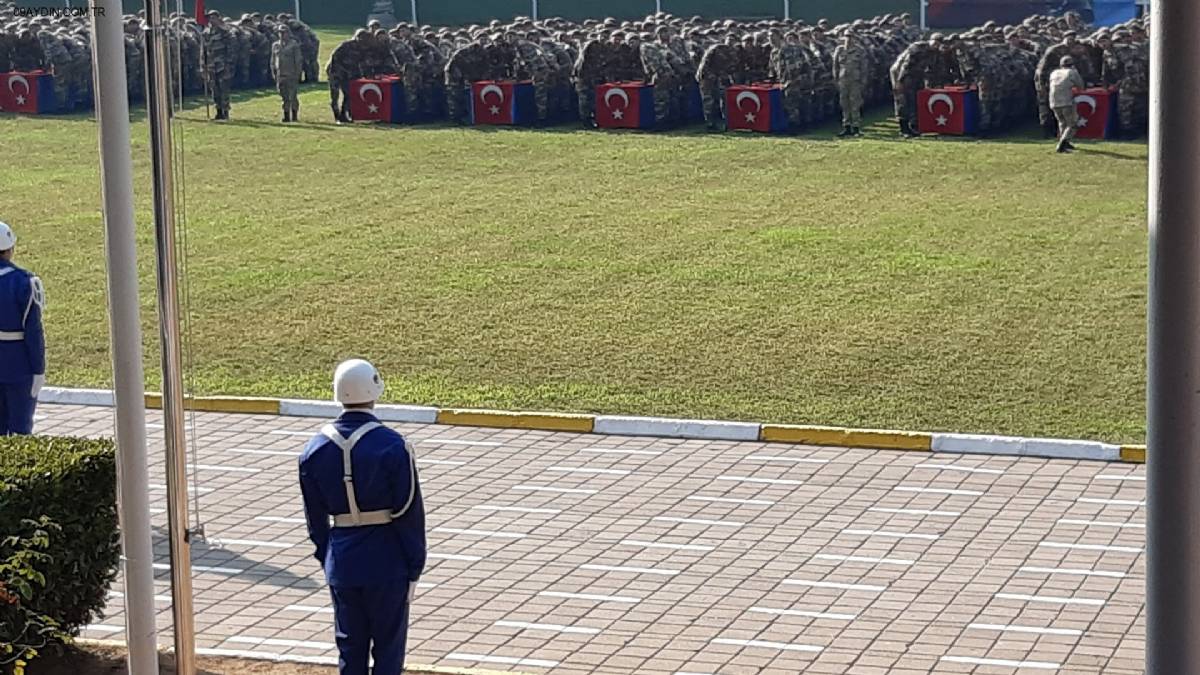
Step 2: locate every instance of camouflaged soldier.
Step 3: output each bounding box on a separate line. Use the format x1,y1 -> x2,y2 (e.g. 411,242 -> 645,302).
406,29 -> 446,117
444,36 -> 490,124
326,31 -> 366,123
833,31 -> 867,136
241,17 -> 271,86
1112,35 -> 1148,137
768,31 -> 811,129
388,25 -> 422,119
284,16 -> 319,84
639,35 -> 676,126
122,26 -> 144,102
11,27 -> 45,72
58,28 -> 89,109
35,28 -> 71,110
573,35 -> 610,127
204,11 -> 235,119
805,28 -> 837,119
271,25 -> 303,122
511,31 -> 552,121
539,33 -> 574,120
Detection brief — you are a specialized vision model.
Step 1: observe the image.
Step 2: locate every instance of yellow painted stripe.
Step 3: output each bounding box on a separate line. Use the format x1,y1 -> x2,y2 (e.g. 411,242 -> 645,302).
761,424 -> 933,451
437,408 -> 594,433
1120,445 -> 1146,463
142,394 -> 280,415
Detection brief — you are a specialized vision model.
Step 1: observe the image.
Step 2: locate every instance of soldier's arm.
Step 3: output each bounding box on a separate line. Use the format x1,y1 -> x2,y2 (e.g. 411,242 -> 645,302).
298,456 -> 331,564
391,438 -> 426,581
22,275 -> 45,378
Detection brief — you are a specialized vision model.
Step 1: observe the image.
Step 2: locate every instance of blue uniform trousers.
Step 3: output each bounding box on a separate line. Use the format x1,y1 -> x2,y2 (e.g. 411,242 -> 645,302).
0,379 -> 36,435
330,580 -> 410,675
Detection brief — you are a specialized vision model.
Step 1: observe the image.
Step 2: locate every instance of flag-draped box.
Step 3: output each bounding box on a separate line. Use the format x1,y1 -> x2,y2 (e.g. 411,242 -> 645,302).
1073,87 -> 1117,139
725,84 -> 787,133
470,80 -> 536,126
0,71 -> 57,114
349,77 -> 404,123
917,86 -> 978,135
596,82 -> 655,129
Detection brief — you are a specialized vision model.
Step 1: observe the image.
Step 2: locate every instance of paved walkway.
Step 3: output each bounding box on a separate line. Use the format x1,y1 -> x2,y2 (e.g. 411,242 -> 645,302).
44,403 -> 1145,674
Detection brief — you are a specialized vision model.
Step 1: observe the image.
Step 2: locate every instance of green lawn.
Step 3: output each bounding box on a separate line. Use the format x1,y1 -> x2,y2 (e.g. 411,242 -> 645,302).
0,36 -> 1148,442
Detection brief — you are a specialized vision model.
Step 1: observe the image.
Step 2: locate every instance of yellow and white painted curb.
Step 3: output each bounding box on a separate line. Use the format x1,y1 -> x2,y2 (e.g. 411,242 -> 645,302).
40,387 -> 1144,464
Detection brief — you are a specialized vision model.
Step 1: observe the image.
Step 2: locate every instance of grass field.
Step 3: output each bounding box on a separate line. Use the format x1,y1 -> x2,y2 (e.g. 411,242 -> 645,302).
0,28 -> 1149,442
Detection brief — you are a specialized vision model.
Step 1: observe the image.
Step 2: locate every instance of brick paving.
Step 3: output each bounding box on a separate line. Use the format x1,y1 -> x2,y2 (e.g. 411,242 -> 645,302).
43,403 -> 1146,674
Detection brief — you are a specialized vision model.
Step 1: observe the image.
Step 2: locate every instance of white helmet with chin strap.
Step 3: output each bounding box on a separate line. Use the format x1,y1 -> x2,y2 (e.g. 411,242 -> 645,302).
333,358 -> 385,405
0,221 -> 15,251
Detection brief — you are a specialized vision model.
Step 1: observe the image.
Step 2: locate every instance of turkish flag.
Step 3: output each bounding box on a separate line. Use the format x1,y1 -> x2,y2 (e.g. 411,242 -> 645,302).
1073,87 -> 1117,140
348,77 -> 403,123
596,82 -> 655,129
725,84 -> 787,133
470,80 -> 535,126
0,71 -> 56,114
196,0 -> 207,26
917,86 -> 978,135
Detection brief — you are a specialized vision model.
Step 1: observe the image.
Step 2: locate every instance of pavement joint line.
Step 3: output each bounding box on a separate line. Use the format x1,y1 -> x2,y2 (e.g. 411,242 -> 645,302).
493,620 -> 601,635
226,447 -> 298,456
748,607 -> 857,621
812,553 -> 915,566
579,563 -> 681,576
1037,541 -> 1143,553
840,528 -> 940,541
867,507 -> 962,517
914,462 -> 1005,475
715,475 -> 803,486
742,454 -> 830,464
41,388 -> 1148,463
940,655 -> 1060,670
709,637 -> 823,653
685,495 -> 776,506
227,635 -> 335,651
254,515 -> 306,524
418,438 -> 502,446
433,527 -> 527,539
150,483 -> 214,493
429,553 -> 485,562
1076,497 -> 1145,506
206,538 -> 299,549
1056,518 -> 1145,529
619,539 -> 716,552
472,505 -> 562,515
267,429 -> 315,436
152,562 -> 245,575
445,653 -> 561,669
652,516 -> 744,528
781,579 -> 888,593
1095,474 -> 1146,481
421,459 -> 470,466
188,463 -> 262,474
545,466 -> 631,475
967,622 -> 1084,637
1019,565 -> 1128,578
892,486 -> 984,496
537,590 -> 642,604
994,592 -> 1105,606
512,485 -> 597,495
578,447 -> 663,456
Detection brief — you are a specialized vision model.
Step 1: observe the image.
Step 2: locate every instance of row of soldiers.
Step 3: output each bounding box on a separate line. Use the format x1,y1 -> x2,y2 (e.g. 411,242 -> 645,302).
0,1 -> 319,116
324,12 -> 920,134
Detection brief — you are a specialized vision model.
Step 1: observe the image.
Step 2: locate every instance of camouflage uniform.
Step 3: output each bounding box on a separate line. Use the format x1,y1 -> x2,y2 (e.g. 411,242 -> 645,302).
1114,42 -> 1148,136
326,36 -> 363,122
770,41 -> 812,128
36,30 -> 71,110
514,35 -> 551,121
243,20 -> 271,86
639,40 -> 675,126
890,41 -> 934,135
833,38 -> 867,132
444,41 -> 489,123
11,30 -> 45,71
696,42 -> 736,128
411,35 -> 446,116
573,38 -> 609,125
271,27 -> 303,121
123,32 -> 143,102
388,31 -> 422,118
203,16 -> 235,118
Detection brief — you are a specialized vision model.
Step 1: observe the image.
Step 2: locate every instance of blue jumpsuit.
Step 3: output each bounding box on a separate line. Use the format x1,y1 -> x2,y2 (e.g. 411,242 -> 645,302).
0,259 -> 45,435
299,411 -> 427,675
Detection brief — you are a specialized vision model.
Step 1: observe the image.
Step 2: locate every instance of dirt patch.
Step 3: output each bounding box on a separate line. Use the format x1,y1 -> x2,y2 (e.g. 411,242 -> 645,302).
27,643 -> 335,675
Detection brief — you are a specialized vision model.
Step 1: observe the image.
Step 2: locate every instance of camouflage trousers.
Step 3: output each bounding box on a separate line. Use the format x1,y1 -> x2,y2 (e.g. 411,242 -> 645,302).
978,81 -> 1002,132
1052,104 -> 1078,145
782,80 -> 812,127
531,70 -> 550,120
303,52 -> 319,83
651,75 -> 674,125
277,78 -> 299,114
445,72 -> 471,122
397,67 -> 421,118
576,80 -> 598,121
208,71 -> 232,111
893,86 -> 916,128
1117,85 -> 1148,136
838,82 -> 863,126
698,75 -> 726,127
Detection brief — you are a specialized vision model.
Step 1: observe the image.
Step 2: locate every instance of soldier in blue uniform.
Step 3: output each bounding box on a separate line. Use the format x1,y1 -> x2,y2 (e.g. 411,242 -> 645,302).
0,222 -> 46,436
299,359 -> 426,675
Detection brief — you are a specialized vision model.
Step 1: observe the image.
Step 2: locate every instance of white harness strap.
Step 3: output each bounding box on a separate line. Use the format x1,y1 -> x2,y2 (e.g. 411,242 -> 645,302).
321,421 -> 382,527
0,268 -> 13,279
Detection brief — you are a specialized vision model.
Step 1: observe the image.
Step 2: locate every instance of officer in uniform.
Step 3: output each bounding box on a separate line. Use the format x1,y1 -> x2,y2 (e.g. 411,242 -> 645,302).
299,359 -> 426,675
0,222 -> 45,436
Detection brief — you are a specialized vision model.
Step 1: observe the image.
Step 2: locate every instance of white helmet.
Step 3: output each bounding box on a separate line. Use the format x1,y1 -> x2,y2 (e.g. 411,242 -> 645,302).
0,222 -> 14,251
333,358 -> 385,405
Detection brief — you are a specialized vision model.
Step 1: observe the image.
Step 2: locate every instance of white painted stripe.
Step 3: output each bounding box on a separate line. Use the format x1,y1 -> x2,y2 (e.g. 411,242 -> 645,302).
580,564 -> 680,576
228,636 -> 336,650
932,433 -> 1118,461
652,516 -> 743,528
152,562 -> 245,575
429,553 -> 483,562
1095,474 -> 1146,481
537,591 -> 641,604
107,591 -> 172,603
579,447 -> 663,456
813,553 -> 915,566
782,579 -> 888,592
892,486 -> 983,496
1020,566 -> 1128,578
255,516 -> 306,524
512,485 -> 597,495
285,605 -> 333,614
1038,541 -> 1143,554
968,622 -> 1083,637
840,528 -> 939,541
494,620 -> 601,635
145,423 -> 164,429
710,638 -> 822,653
940,655 -> 1059,670
227,447 -> 298,456
472,505 -> 562,515
675,672 -> 717,675
207,538 -> 297,549
419,438 -> 501,446
1077,497 -> 1145,506
433,527 -> 526,539
868,506 -> 961,517
420,459 -> 468,466
748,607 -> 857,621
268,430 -> 316,437
150,484 -> 214,494
84,624 -> 125,633
546,466 -> 631,475
716,475 -> 804,486
195,648 -> 337,666
1056,518 -> 1145,529
743,455 -> 829,464
445,654 -> 560,668
994,592 -> 1105,606
189,463 -> 262,474
915,462 -> 1004,475
686,495 -> 776,506
620,539 -> 715,552
149,507 -> 166,514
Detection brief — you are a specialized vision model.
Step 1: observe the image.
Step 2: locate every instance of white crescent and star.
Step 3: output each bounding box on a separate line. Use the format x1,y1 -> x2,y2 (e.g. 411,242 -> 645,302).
736,91 -> 761,123
604,87 -> 630,120
480,84 -> 505,104
359,83 -> 383,101
8,74 -> 29,106
927,92 -> 955,127
1074,95 -> 1098,128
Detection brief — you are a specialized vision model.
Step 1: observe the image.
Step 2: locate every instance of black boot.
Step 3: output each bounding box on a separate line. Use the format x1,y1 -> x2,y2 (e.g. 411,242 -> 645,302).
851,126 -> 862,136
900,120 -> 917,137
837,125 -> 852,137
1063,141 -> 1076,150
292,106 -> 299,122
282,109 -> 290,123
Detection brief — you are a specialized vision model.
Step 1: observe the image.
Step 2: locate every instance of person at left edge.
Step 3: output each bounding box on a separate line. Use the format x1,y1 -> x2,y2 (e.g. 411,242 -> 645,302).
299,359 -> 426,675
0,221 -> 46,436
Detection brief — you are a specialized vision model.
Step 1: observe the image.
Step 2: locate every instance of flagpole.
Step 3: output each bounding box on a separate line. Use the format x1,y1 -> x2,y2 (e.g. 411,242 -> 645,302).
294,0 -> 300,22
142,0 -> 197,671
919,0 -> 927,30
531,0 -> 537,20
410,0 -> 417,24
783,0 -> 790,20
88,0 -> 158,672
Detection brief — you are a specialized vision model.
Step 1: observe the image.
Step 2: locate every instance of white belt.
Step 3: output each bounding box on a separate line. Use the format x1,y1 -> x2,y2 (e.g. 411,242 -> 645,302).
321,421 -> 386,528
0,330 -> 23,341
332,509 -> 395,528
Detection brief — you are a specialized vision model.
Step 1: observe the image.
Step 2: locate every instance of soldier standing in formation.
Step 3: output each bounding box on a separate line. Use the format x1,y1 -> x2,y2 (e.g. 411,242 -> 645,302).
203,11 -> 234,119
272,25 -> 303,122
833,31 -> 867,136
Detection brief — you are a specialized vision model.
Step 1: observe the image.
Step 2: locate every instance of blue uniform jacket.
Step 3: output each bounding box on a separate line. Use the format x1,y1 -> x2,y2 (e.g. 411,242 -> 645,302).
299,411 -> 427,587
0,260 -> 45,383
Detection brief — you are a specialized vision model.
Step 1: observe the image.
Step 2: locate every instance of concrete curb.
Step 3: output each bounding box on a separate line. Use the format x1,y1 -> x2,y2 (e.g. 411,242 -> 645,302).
39,387 -> 1145,464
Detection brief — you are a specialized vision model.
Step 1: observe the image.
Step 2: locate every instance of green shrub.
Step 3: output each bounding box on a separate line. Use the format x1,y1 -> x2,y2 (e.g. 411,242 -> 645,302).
0,436 -> 120,672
